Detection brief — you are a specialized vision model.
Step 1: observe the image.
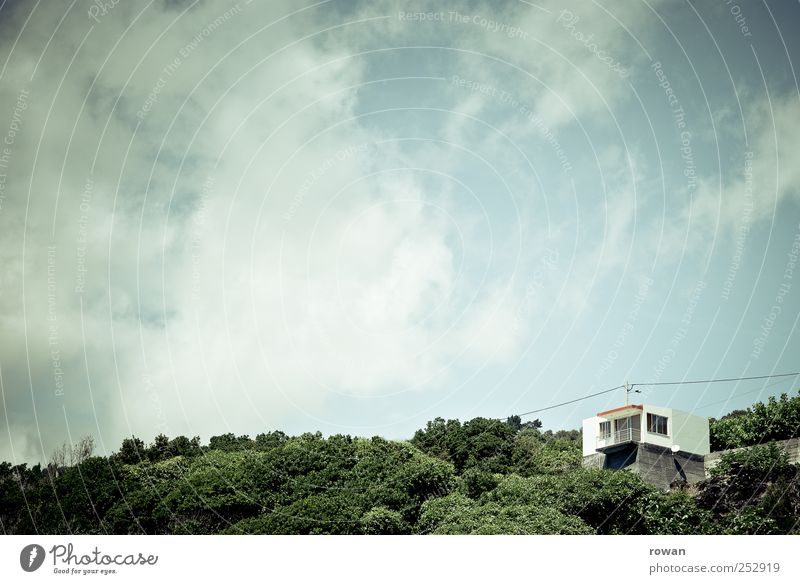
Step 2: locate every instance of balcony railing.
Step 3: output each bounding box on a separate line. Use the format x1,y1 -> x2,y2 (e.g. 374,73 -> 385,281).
597,428 -> 641,448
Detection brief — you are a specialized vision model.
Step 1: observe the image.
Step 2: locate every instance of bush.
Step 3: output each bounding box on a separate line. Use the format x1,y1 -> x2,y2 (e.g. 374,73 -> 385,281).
640,491 -> 716,534
697,442 -> 799,529
720,507 -> 781,535
710,392 -> 800,450
417,493 -> 476,534
360,506 -> 409,534
512,437 -> 582,476
458,468 -> 500,499
411,417 -> 516,474
708,442 -> 790,479
484,470 -> 659,534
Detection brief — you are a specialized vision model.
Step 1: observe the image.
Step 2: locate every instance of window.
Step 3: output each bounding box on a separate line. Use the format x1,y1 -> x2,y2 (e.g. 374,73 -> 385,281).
647,413 -> 668,436
599,421 -> 611,438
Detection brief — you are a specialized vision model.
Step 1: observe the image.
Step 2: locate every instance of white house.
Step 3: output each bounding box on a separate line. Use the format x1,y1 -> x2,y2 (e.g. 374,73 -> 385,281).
582,403 -> 710,458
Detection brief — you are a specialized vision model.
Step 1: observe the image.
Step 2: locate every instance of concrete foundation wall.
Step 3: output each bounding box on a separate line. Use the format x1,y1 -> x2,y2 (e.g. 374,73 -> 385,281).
631,444 -> 706,490
582,442 -> 705,491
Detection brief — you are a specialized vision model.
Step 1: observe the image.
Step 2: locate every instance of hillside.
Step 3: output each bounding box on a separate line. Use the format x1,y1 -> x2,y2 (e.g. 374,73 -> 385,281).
1,392 -> 799,535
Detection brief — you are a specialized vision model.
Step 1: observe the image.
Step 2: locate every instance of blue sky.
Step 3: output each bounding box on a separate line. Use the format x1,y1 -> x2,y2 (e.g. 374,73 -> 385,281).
0,0 -> 798,463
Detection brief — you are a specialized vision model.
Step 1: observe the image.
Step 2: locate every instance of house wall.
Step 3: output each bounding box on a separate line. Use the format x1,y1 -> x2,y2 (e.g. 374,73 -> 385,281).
582,404 -> 711,460
582,416 -> 602,457
670,409 -> 711,455
640,405 -> 673,449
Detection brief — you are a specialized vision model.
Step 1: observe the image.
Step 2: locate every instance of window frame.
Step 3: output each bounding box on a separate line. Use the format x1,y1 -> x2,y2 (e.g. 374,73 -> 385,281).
646,413 -> 669,436
599,420 -> 611,438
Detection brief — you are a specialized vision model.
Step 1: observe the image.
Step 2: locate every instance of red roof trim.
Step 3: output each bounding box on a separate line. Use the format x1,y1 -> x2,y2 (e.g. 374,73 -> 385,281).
597,404 -> 643,417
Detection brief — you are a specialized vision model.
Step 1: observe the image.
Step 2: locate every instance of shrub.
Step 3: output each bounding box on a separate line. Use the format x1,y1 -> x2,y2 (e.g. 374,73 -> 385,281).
710,392 -> 800,450
360,506 -> 409,534
640,491 -> 716,534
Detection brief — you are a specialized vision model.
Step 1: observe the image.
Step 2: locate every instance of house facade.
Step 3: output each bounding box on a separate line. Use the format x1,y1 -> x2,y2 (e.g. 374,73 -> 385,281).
582,404 -> 710,489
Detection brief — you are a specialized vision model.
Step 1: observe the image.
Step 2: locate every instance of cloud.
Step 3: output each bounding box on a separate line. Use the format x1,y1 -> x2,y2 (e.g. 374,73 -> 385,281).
2,0 -> 798,465
0,0 -> 535,462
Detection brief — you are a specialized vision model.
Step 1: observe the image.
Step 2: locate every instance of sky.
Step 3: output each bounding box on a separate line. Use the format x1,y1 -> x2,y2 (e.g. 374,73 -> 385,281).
0,0 -> 799,465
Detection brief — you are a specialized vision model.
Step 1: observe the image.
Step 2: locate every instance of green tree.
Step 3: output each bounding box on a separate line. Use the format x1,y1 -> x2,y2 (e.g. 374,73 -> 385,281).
116,437 -> 146,464
697,442 -> 799,533
360,506 -> 408,534
255,431 -> 288,451
640,490 -> 716,534
208,433 -> 254,452
710,391 -> 800,450
418,492 -> 593,534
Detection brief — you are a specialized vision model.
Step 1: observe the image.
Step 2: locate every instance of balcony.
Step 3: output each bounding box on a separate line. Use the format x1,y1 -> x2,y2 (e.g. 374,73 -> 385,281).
596,428 -> 641,451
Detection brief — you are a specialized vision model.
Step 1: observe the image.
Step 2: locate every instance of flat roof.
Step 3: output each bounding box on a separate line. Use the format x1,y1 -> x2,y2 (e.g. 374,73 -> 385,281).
597,404 -> 643,417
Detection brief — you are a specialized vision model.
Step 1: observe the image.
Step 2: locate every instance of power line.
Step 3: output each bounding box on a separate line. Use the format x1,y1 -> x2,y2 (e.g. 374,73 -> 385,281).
695,376 -> 797,412
507,372 -> 800,420
631,371 -> 800,388
506,385 -> 624,420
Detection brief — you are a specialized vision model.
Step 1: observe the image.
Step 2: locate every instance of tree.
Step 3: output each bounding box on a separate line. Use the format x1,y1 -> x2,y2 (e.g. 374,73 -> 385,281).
147,434 -> 171,462
458,467 -> 500,499
49,443 -> 69,475
696,441 -> 797,531
418,492 -> 593,535
513,435 -> 582,476
48,435 -> 95,475
209,433 -> 254,452
484,470 -> 659,534
169,435 -> 201,457
710,391 -> 800,450
640,491 -> 715,534
117,437 -> 146,464
507,415 -> 522,431
255,431 -> 288,451
360,506 -> 408,534
412,417 -> 531,474
72,435 -> 95,465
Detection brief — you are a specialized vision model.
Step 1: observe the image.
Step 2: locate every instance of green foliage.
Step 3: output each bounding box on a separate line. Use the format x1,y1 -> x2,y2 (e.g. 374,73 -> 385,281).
360,506 -> 408,534
759,474 -> 800,534
146,434 -> 201,461
696,442 -> 799,533
542,428 -> 582,444
208,433 -> 255,452
506,415 -> 542,432
719,507 -> 781,535
458,468 -> 501,499
116,437 -> 146,464
708,441 -> 790,478
255,431 -> 288,451
416,493 -> 475,534
484,470 -> 659,534
710,391 -> 800,450
161,450 -> 267,533
3,401 -> 799,535
411,417 -> 516,473
639,490 -> 716,535
418,492 -> 593,535
512,430 -> 582,476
